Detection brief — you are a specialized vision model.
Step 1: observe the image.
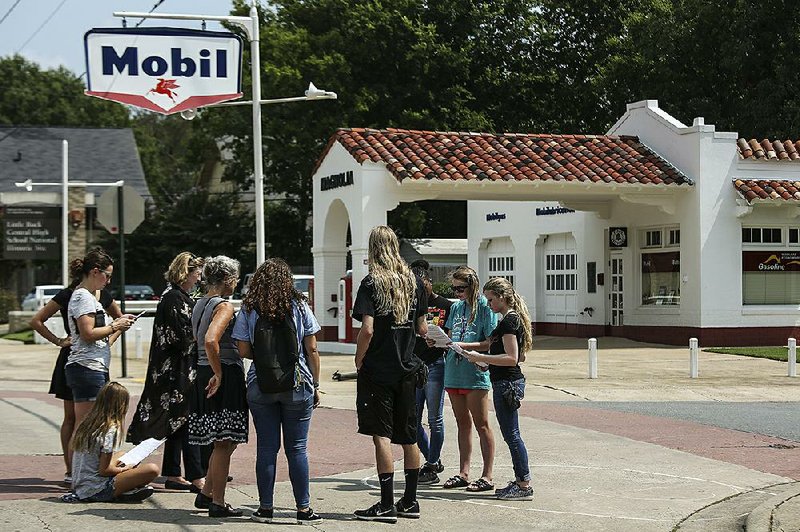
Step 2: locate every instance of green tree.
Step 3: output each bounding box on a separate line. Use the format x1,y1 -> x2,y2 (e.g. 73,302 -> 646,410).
0,55 -> 129,127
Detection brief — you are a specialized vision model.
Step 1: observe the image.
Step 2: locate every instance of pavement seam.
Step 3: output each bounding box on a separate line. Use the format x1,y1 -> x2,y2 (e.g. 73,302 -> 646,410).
529,382 -> 590,400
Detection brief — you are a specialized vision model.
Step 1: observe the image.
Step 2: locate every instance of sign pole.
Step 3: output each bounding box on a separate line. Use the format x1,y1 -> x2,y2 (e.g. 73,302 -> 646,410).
61,140 -> 69,286
117,185 -> 127,378
250,3 -> 265,267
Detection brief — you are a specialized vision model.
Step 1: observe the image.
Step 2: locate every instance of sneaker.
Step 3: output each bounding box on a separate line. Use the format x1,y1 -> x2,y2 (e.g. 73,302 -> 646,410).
116,486 -> 154,503
296,507 -> 323,524
354,501 -> 397,523
417,466 -> 440,485
194,492 -> 212,509
395,498 -> 420,519
251,507 -> 273,523
495,480 -> 515,494
432,460 -> 444,473
60,492 -> 80,503
495,482 -> 534,501
209,501 -> 243,517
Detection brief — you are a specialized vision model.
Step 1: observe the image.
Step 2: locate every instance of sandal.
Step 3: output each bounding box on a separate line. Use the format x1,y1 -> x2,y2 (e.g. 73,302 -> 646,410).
442,475 -> 469,489
466,478 -> 494,492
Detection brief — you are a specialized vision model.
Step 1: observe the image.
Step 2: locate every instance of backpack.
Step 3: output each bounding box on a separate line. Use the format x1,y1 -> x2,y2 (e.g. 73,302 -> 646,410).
252,311 -> 299,393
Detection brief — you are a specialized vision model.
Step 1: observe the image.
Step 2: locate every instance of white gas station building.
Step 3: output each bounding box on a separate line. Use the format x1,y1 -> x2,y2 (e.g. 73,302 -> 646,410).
312,100 -> 800,347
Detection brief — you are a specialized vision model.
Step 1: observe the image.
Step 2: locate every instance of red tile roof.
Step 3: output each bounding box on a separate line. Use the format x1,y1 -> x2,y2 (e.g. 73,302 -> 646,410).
316,128 -> 692,186
734,179 -> 800,203
737,138 -> 800,160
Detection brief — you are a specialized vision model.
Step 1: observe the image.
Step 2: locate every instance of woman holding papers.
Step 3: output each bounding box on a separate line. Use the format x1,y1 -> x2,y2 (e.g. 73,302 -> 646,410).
128,252 -> 206,493
462,277 -> 534,501
188,255 -> 248,518
64,382 -> 158,503
29,258 -> 121,485
442,266 -> 497,493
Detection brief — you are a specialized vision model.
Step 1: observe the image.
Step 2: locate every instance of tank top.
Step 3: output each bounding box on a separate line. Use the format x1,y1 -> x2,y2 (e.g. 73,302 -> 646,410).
192,296 -> 241,367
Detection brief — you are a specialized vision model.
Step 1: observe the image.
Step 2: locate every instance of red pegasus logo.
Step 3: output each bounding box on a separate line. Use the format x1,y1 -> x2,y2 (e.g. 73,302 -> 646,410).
147,78 -> 180,101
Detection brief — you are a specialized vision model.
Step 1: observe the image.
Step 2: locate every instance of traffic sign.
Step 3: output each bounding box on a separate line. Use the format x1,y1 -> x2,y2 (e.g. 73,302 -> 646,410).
97,185 -> 145,234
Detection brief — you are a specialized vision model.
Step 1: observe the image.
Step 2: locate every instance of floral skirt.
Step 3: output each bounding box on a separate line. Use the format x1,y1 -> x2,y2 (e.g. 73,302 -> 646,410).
188,364 -> 249,446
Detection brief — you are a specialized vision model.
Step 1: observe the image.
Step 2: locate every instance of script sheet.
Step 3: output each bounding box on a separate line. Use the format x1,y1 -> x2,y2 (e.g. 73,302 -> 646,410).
425,325 -> 452,348
118,438 -> 165,467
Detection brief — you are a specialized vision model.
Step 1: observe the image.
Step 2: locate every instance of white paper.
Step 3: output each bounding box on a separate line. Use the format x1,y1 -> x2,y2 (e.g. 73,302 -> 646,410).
425,325 -> 452,348
118,437 -> 165,467
451,343 -> 488,368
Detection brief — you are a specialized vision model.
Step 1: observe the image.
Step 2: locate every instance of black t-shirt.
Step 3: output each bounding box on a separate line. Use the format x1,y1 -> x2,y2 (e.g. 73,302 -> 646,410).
413,293 -> 452,365
52,287 -> 114,331
488,312 -> 525,382
352,274 -> 428,384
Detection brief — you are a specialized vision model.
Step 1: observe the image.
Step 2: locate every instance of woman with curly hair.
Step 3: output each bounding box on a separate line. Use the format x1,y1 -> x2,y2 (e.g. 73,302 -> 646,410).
188,255 -> 247,518
128,252 -> 206,493
232,258 -> 323,524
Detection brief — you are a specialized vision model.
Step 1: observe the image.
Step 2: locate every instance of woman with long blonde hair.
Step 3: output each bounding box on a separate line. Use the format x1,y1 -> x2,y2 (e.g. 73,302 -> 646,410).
66,382 -> 159,503
464,277 -> 533,500
353,226 -> 429,522
442,266 -> 497,492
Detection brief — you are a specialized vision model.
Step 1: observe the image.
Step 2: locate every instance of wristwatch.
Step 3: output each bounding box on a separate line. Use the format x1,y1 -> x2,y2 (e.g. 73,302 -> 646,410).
313,381 -> 320,389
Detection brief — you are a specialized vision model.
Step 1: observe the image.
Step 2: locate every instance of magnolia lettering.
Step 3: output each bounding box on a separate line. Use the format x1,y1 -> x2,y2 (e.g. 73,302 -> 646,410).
486,212 -> 506,222
102,47 -> 229,78
321,171 -> 354,191
535,207 -> 575,216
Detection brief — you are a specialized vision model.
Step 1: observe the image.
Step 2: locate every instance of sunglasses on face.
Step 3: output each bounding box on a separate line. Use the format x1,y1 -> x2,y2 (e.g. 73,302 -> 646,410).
451,285 -> 468,293
98,268 -> 112,280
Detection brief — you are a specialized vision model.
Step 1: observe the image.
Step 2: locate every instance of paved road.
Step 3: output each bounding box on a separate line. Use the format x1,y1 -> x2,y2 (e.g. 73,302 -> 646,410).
558,401 -> 800,443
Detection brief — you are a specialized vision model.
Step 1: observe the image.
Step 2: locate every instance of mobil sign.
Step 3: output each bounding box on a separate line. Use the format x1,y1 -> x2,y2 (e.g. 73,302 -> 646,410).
84,27 -> 243,114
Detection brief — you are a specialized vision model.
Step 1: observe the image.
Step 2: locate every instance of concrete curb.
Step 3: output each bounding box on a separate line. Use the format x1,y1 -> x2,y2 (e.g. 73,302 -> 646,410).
745,482 -> 800,531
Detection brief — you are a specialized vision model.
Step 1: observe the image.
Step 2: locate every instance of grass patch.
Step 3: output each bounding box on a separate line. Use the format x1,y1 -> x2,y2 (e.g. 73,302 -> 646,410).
703,346 -> 797,362
1,329 -> 34,344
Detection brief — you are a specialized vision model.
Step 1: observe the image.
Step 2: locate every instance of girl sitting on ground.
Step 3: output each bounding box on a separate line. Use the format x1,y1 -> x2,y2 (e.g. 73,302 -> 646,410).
65,382 -> 160,503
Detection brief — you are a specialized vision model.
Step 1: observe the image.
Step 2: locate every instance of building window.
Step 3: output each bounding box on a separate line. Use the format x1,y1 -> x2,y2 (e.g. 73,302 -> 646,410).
545,253 -> 577,292
742,251 -> 800,304
489,255 -> 515,285
742,227 -> 782,244
641,251 -> 680,306
668,229 -> 680,247
643,229 -> 662,248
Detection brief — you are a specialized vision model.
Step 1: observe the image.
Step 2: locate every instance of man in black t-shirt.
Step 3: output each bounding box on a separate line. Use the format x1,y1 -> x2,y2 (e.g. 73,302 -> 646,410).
352,226 -> 428,523
411,265 -> 452,485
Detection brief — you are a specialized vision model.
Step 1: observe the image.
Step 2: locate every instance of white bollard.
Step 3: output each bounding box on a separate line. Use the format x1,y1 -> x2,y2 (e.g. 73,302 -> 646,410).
135,327 -> 143,359
689,337 -> 699,378
588,338 -> 598,379
788,338 -> 797,377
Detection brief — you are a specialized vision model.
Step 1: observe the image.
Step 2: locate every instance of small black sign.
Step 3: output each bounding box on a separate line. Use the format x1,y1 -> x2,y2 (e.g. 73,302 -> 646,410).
4,206 -> 61,259
486,212 -> 506,222
609,227 -> 628,248
320,170 -> 354,191
535,206 -> 575,216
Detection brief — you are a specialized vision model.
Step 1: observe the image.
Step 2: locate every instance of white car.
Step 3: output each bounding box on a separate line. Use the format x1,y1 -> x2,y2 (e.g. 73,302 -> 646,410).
21,284 -> 65,311
240,273 -> 314,298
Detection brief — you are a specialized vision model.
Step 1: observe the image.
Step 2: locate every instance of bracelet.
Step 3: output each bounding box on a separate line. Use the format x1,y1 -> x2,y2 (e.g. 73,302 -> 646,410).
313,381 -> 320,389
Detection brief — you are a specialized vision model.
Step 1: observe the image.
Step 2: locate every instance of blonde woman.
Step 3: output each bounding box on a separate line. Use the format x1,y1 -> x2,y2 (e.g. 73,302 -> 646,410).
443,266 -> 497,492
463,277 -> 533,500
128,252 -> 205,493
353,226 -> 428,523
188,255 -> 247,518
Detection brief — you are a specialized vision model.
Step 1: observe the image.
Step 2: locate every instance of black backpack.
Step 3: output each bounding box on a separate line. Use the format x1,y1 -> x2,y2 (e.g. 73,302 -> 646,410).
252,311 -> 299,393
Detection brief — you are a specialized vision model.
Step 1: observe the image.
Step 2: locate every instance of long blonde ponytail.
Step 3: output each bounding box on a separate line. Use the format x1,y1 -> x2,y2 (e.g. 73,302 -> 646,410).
367,226 -> 416,324
483,277 -> 533,359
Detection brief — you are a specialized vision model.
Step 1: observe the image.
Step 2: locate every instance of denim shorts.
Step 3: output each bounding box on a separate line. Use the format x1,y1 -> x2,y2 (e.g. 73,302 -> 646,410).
81,478 -> 115,502
64,364 -> 109,402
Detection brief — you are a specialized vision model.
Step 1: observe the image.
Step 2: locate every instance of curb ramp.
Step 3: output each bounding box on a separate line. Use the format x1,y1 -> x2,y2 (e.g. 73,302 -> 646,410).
674,483 -> 800,532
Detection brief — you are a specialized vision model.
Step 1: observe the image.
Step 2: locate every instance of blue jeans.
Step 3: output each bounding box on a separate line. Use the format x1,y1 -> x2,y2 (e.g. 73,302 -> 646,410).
247,381 -> 314,509
492,378 -> 530,482
415,358 -> 445,465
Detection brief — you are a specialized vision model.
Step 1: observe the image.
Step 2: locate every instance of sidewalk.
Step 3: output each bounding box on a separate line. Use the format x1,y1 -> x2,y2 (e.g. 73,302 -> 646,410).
1,336 -> 798,530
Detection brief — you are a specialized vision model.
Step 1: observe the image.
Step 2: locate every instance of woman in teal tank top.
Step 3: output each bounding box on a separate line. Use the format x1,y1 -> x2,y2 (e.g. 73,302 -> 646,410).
441,266 -> 497,492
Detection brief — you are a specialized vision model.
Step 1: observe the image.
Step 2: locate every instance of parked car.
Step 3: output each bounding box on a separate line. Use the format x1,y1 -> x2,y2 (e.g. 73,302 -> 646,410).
110,284 -> 158,301
21,285 -> 65,311
239,273 -> 314,299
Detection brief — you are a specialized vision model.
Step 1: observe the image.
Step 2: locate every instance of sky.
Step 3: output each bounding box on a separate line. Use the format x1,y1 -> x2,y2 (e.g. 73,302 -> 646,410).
0,0 -> 242,76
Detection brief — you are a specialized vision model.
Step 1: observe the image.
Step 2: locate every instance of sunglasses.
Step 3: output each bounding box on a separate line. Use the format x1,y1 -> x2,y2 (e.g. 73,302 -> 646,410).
450,285 -> 468,293
98,269 -> 112,280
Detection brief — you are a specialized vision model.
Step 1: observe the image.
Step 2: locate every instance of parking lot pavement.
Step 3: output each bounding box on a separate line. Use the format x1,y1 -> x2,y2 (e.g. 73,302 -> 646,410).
1,336 -> 798,530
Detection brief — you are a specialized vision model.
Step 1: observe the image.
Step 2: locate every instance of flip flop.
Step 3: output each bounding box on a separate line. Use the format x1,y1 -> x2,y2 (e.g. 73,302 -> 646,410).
466,478 -> 494,492
442,475 -> 469,489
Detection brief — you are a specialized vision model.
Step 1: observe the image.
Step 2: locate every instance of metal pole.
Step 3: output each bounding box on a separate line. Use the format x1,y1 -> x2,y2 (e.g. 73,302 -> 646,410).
689,337 -> 699,378
588,338 -> 598,379
61,140 -> 69,286
789,338 -> 796,377
117,186 -> 127,378
250,3 -> 265,268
